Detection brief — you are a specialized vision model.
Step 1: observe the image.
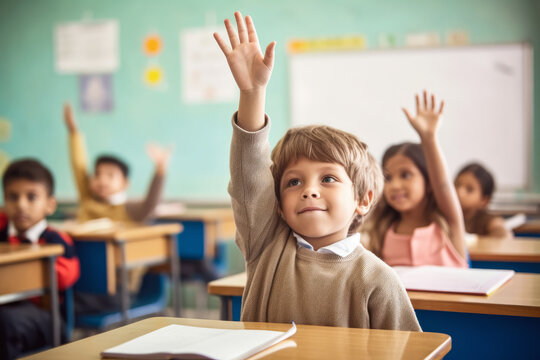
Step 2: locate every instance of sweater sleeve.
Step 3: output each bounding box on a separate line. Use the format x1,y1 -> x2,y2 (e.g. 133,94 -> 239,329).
69,132 -> 92,202
368,265 -> 422,331
228,113 -> 281,263
125,172 -> 164,222
43,229 -> 81,291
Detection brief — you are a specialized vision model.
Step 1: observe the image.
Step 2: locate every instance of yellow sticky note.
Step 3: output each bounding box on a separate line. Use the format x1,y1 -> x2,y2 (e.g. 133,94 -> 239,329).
145,66 -> 163,85
0,117 -> 11,142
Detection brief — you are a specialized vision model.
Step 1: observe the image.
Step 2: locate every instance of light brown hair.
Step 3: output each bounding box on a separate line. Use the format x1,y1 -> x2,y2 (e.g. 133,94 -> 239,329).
270,125 -> 383,234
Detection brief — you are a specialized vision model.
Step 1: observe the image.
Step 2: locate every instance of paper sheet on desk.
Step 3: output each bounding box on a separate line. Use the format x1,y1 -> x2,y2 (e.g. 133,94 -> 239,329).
393,266 -> 515,295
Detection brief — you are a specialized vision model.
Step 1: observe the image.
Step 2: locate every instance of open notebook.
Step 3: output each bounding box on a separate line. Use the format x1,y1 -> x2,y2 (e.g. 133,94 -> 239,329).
101,322 -> 297,360
393,266 -> 515,295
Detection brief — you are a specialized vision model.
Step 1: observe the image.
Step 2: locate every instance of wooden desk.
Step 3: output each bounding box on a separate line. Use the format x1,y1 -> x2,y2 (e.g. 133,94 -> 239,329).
0,243 -> 64,346
64,223 -> 182,320
514,219 -> 540,236
208,271 -> 540,360
23,317 -> 451,360
469,236 -> 540,273
157,207 -> 235,259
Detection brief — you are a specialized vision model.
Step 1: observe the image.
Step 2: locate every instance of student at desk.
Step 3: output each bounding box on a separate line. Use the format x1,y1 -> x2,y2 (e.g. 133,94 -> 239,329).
454,162 -> 511,239
213,12 -> 420,330
63,103 -> 172,223
364,91 -> 468,268
0,159 -> 80,360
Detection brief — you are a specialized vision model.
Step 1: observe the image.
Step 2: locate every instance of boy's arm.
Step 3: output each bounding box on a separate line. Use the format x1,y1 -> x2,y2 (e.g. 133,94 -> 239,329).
403,91 -> 467,258
215,12 -> 279,261
45,230 -> 80,291
125,144 -> 169,222
368,266 -> 422,331
64,104 -> 92,201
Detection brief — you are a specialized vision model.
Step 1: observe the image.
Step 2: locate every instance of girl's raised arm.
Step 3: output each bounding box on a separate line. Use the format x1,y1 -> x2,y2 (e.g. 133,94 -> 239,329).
403,91 -> 466,258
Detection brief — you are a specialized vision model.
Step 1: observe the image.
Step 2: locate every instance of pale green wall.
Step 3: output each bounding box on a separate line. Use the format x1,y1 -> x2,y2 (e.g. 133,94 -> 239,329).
1,0 -> 539,201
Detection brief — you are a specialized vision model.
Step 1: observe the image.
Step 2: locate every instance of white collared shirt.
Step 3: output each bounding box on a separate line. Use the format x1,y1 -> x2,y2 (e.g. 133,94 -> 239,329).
8,219 -> 48,244
107,191 -> 128,205
294,232 -> 361,257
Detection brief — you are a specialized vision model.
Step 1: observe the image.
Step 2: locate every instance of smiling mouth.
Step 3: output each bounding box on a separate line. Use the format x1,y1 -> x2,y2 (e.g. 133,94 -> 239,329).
298,207 -> 326,214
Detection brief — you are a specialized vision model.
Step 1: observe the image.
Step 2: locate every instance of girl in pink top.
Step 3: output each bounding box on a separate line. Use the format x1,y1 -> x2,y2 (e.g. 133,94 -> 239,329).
365,91 -> 468,268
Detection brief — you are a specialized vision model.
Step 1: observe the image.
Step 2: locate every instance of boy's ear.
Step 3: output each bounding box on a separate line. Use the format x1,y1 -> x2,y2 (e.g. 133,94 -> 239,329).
356,190 -> 374,216
45,196 -> 57,216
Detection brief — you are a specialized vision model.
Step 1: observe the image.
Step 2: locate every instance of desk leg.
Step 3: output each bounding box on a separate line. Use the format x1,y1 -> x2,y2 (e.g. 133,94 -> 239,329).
169,234 -> 181,317
48,256 -> 60,347
118,242 -> 130,324
220,296 -> 231,321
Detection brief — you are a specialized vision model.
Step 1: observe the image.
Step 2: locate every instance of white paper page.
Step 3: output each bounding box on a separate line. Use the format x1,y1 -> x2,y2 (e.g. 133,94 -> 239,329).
180,26 -> 237,103
102,323 -> 296,360
55,20 -> 118,73
393,266 -> 514,295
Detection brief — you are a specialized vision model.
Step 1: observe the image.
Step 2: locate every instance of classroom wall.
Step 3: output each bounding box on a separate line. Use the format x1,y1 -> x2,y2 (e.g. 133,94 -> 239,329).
1,0 -> 539,202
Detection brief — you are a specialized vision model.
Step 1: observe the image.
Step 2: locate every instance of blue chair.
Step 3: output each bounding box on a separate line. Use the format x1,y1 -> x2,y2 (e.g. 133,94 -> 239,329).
75,272 -> 170,331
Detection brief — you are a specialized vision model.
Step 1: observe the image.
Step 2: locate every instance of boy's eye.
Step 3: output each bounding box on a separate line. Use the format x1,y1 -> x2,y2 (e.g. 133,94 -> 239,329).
6,193 -> 18,202
287,179 -> 301,187
384,174 -> 391,182
27,193 -> 37,202
322,176 -> 336,183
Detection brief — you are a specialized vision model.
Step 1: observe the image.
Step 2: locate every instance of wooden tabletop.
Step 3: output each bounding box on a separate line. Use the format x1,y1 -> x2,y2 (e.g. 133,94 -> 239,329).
0,243 -> 64,265
469,237 -> 540,262
23,317 -> 451,360
514,220 -> 540,234
57,222 -> 182,242
157,207 -> 234,222
208,272 -> 540,318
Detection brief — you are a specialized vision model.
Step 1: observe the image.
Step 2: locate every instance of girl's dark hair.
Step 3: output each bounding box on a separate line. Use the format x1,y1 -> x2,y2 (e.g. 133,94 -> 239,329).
456,162 -> 495,198
363,142 -> 450,257
2,158 -> 55,196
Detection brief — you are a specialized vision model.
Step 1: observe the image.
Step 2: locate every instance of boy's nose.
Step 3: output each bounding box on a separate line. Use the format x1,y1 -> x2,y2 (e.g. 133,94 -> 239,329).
302,187 -> 320,199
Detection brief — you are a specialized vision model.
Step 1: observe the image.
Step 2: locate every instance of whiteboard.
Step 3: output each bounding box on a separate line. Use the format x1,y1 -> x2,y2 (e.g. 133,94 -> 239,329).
289,43 -> 533,190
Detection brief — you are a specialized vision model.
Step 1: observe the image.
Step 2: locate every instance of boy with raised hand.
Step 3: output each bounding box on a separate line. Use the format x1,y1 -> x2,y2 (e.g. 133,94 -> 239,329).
63,103 -> 171,223
214,12 -> 420,330
0,159 -> 80,359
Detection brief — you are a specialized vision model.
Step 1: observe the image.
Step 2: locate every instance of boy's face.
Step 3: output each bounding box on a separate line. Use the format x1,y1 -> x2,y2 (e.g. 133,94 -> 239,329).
383,154 -> 427,213
91,163 -> 129,200
278,157 -> 369,248
3,179 -> 56,233
455,172 -> 488,212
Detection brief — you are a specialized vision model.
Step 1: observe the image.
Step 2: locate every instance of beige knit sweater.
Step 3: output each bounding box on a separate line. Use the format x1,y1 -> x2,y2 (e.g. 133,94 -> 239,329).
229,115 -> 421,331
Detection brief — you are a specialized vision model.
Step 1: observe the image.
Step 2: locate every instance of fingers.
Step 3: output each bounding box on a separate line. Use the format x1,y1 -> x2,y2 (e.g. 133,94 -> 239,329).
439,100 -> 445,114
63,103 -> 72,122
245,15 -> 259,45
402,108 -> 413,122
431,94 -> 435,111
234,11 -> 248,44
224,18 -> 239,49
415,94 -> 420,114
213,32 -> 231,55
263,41 -> 276,69
423,90 -> 428,109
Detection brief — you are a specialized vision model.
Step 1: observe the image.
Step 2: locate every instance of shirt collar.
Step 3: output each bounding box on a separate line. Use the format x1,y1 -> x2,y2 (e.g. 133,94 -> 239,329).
294,232 -> 361,257
8,219 -> 48,244
107,191 -> 128,205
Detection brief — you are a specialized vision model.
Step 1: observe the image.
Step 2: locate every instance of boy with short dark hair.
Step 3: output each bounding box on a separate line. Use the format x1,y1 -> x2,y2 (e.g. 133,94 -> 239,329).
63,103 -> 171,223
0,158 -> 80,360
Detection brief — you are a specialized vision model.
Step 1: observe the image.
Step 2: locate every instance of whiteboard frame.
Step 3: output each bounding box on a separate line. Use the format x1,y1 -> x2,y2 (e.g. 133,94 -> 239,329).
287,42 -> 534,192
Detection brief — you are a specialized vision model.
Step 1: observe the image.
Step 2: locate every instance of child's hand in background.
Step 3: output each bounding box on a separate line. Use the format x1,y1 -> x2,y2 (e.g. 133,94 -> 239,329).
402,90 -> 444,140
146,143 -> 173,175
63,103 -> 78,134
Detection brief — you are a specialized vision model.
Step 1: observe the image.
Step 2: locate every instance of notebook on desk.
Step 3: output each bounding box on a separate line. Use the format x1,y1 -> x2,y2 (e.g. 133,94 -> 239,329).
101,322 -> 296,360
393,266 -> 515,295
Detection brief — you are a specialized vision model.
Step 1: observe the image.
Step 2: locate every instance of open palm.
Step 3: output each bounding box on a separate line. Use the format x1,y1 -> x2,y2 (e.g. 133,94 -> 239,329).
402,91 -> 445,138
214,12 -> 275,92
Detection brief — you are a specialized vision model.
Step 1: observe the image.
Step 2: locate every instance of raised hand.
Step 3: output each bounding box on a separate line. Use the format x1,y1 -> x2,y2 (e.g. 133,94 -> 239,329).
213,12 -> 275,92
146,143 -> 173,175
402,90 -> 444,139
63,103 -> 78,133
